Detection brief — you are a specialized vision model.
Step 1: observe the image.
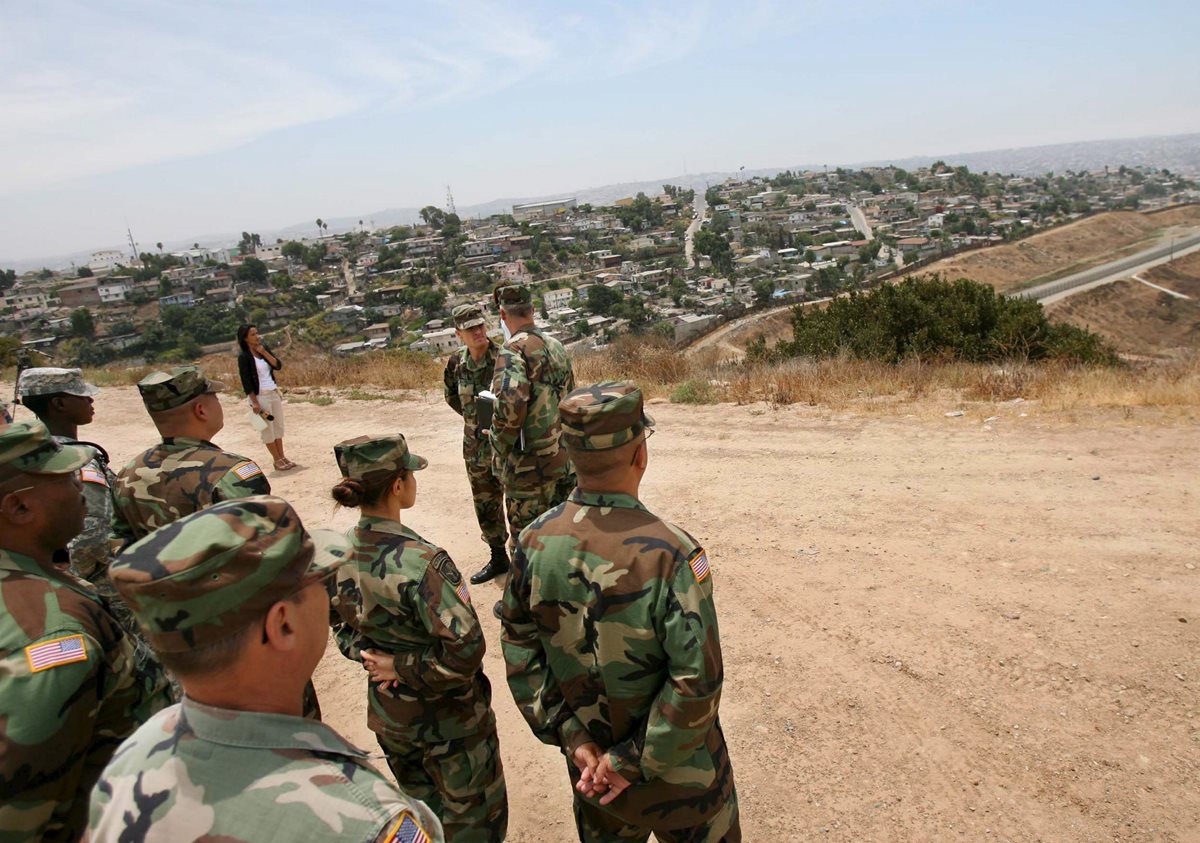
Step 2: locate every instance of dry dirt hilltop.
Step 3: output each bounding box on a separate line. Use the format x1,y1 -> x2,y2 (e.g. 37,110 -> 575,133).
17,382 -> 1196,842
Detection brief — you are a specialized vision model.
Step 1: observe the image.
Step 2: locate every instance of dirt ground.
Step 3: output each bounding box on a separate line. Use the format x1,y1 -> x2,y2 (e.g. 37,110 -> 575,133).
916,207 -> 1200,292
15,384 -> 1199,841
1046,252 -> 1200,359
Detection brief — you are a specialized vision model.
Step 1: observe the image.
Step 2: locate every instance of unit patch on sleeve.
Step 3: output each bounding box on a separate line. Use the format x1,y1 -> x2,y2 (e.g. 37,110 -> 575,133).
687,548 -> 711,583
432,551 -> 462,586
25,634 -> 89,672
232,460 -> 264,481
381,810 -> 430,843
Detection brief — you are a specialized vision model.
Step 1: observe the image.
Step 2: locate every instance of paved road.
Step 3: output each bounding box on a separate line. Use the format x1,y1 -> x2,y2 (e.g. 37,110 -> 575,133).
685,193 -> 707,269
847,203 -> 874,240
1017,232 -> 1200,304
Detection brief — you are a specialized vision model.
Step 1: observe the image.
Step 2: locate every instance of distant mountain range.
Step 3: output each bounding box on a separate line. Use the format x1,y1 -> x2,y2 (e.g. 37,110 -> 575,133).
11,132 -> 1199,272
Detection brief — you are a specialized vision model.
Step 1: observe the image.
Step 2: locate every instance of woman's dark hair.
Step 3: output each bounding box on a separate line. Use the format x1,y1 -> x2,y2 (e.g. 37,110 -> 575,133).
236,324 -> 257,356
331,468 -> 408,508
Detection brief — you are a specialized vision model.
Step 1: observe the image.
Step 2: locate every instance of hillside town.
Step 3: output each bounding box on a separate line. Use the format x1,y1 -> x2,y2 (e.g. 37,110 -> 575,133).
2,162 -> 1196,367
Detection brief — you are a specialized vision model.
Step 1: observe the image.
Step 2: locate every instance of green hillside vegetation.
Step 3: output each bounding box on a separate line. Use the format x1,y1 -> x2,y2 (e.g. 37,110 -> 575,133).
750,275 -> 1117,365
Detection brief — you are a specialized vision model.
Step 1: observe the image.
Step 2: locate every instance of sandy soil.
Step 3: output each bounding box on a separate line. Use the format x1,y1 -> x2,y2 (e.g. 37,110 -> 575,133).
915,208 -> 1200,293
15,384 -> 1199,841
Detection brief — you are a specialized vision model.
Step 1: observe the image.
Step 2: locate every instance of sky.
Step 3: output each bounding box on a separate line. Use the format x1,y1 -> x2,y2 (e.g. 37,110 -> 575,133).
3,0 -> 1199,265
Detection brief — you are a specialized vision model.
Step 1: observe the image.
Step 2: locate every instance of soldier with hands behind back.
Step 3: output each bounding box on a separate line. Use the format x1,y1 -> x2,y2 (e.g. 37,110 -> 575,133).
500,382 -> 740,843
87,495 -> 444,843
0,421 -> 170,843
329,434 -> 507,842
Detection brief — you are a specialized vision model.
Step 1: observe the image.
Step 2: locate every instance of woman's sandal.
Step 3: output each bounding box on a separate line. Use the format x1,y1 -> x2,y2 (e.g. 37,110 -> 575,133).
274,459 -> 297,471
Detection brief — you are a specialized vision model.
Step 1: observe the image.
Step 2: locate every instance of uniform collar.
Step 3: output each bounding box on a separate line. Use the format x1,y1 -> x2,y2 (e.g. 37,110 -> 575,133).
161,436 -> 217,448
357,515 -> 420,540
180,697 -> 370,758
570,489 -> 647,512
0,547 -> 99,598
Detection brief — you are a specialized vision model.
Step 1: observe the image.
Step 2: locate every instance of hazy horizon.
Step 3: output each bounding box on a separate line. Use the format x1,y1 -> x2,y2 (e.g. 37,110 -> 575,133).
5,0 -> 1199,264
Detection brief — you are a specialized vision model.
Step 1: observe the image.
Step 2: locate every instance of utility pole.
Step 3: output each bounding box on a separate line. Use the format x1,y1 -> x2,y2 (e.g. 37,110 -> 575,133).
127,226 -> 140,263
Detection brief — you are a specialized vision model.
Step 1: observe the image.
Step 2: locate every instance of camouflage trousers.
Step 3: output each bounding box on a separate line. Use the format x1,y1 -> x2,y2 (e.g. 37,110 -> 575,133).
465,457 -> 507,548
379,722 -> 508,843
572,781 -> 741,843
503,470 -> 576,555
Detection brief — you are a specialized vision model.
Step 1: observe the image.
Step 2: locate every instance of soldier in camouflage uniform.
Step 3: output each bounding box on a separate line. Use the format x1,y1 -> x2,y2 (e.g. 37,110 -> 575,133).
15,367 -> 158,672
0,421 -> 170,842
87,495 -> 444,842
490,283 -> 576,563
501,382 -> 740,842
330,434 -> 507,842
443,303 -> 510,585
111,366 -> 271,545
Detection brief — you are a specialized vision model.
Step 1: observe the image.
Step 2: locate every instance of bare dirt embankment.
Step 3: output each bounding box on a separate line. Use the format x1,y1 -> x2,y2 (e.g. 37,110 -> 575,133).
28,384 -> 1198,841
1045,252 -> 1200,359
915,207 -> 1200,293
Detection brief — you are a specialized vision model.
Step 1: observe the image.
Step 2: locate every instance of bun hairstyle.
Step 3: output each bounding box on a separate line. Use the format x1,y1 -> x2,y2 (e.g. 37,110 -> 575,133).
330,468 -> 408,508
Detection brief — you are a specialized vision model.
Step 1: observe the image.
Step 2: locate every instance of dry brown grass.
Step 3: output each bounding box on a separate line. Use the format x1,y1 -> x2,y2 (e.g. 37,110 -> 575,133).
72,337 -> 1200,422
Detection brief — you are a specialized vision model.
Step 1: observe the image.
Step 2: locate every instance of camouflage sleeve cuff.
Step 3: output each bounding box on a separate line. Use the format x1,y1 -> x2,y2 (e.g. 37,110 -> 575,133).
558,716 -> 592,754
607,741 -> 643,782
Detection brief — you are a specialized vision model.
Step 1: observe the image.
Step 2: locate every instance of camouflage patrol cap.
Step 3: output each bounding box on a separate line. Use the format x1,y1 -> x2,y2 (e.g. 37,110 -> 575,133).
335,434 -> 428,487
493,283 -> 531,306
0,420 -> 93,483
109,496 -> 350,653
17,366 -> 101,399
452,303 -> 487,330
559,381 -> 655,451
138,366 -> 227,412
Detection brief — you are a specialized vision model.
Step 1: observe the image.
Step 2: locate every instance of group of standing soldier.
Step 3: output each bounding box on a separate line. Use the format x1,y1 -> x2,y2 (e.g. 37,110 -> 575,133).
0,281 -> 739,842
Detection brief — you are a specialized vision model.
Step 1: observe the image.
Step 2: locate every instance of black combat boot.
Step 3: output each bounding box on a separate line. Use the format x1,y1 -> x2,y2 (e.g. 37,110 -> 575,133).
470,543 -> 510,585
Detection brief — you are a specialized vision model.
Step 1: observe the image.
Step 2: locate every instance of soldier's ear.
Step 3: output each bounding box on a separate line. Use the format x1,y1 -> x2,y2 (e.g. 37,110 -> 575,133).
0,488 -> 34,524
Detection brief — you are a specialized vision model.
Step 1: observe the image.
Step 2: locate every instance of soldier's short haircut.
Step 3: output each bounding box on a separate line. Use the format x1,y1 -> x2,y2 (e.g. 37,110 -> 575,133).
19,393 -> 56,418
500,303 -> 533,319
567,436 -> 643,478
156,591 -> 305,677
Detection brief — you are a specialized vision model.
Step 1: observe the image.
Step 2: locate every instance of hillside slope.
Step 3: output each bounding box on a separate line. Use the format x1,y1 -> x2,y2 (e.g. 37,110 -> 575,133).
915,206 -> 1200,292
1045,251 -> 1200,358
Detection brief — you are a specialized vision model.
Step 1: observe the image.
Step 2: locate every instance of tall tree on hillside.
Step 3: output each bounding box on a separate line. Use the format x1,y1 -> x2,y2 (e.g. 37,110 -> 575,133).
156,241 -> 163,252
316,219 -> 324,237
419,206 -> 446,230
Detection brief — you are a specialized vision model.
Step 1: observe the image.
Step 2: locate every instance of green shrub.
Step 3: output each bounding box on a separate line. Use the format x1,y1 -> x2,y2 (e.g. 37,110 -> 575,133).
778,274 -> 1117,365
670,378 -> 718,404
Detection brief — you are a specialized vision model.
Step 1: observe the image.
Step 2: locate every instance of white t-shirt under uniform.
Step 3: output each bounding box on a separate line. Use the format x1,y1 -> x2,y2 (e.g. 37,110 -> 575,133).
254,356 -> 278,391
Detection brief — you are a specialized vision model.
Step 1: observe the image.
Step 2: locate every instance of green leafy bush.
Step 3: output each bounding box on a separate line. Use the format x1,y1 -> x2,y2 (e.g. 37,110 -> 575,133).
778,275 -> 1117,365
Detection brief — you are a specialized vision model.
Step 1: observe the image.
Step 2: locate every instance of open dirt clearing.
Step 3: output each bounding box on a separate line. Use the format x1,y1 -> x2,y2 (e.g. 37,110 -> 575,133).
1046,251 -> 1200,358
19,385 -> 1199,841
915,207 -> 1200,293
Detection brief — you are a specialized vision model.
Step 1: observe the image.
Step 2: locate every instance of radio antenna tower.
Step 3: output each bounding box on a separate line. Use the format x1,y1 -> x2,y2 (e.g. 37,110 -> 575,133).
445,185 -> 457,216
126,226 -> 141,262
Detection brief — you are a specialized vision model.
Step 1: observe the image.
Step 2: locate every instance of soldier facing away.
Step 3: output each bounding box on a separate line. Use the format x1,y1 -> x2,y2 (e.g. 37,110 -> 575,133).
500,382 -> 740,843
0,421 -> 170,843
329,434 -> 507,842
87,495 -> 444,842
442,303 -> 510,585
487,283 -> 576,592
111,365 -> 270,546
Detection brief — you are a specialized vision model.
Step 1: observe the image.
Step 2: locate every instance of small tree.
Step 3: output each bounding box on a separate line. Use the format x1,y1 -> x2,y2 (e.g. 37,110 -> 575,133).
70,308 -> 96,339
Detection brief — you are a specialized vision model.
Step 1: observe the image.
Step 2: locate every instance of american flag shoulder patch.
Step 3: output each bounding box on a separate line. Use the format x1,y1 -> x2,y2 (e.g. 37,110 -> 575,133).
382,810 -> 430,843
687,548 -> 711,583
456,581 -> 471,604
80,467 -> 108,486
25,634 -> 89,673
232,461 -> 263,481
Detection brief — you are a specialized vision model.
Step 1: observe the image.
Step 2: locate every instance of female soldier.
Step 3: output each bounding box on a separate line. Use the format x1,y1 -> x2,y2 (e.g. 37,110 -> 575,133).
329,434 -> 507,842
